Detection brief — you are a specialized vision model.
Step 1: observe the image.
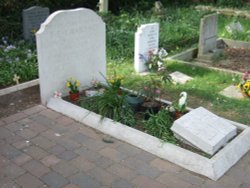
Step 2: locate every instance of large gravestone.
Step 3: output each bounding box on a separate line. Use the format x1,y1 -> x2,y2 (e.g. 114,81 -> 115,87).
171,107 -> 237,155
22,6 -> 50,41
198,14 -> 218,58
36,8 -> 106,105
134,23 -> 159,73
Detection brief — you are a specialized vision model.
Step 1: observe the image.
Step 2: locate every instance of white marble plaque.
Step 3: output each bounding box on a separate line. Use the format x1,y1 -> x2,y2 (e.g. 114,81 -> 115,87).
171,107 -> 237,155
134,23 -> 159,73
36,8 -> 106,105
170,71 -> 193,84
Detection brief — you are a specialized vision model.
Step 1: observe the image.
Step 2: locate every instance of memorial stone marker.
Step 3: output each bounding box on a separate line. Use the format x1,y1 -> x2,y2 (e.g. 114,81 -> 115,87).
134,23 -> 159,73
198,14 -> 218,58
22,6 -> 50,41
171,107 -> 237,155
169,71 -> 193,84
36,8 -> 106,105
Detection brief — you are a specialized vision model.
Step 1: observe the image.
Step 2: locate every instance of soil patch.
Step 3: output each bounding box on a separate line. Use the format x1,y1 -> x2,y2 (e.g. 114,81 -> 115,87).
0,85 -> 40,118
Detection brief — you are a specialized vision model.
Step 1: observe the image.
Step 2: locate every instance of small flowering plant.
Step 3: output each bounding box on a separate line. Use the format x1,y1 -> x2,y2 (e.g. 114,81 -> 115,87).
107,71 -> 123,92
140,48 -> 168,72
66,78 -> 80,93
142,77 -> 162,102
238,71 -> 250,97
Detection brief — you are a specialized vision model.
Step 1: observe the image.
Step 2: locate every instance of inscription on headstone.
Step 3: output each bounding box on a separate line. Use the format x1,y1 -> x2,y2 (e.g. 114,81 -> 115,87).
22,6 -> 50,41
198,14 -> 218,57
134,23 -> 159,73
36,8 -> 106,105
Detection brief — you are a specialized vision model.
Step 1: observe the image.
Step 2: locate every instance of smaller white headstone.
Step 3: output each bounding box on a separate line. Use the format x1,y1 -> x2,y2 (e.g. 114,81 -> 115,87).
169,71 -> 193,84
22,6 -> 50,41
219,85 -> 245,99
171,107 -> 237,155
134,23 -> 159,73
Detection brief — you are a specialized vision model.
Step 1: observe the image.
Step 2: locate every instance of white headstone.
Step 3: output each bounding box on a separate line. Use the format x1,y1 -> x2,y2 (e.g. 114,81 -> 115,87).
99,0 -> 109,13
22,6 -> 50,41
198,14 -> 218,57
36,8 -> 106,105
170,71 -> 193,84
134,23 -> 159,73
171,107 -> 237,155
226,21 -> 244,33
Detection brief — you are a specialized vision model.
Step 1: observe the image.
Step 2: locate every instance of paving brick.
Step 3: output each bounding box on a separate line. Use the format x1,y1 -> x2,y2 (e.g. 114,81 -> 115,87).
13,153 -> 32,165
56,116 -> 75,126
2,112 -> 27,124
74,147 -> 100,162
217,175 -> 242,188
132,175 -> 166,188
0,127 -> 13,139
70,133 -> 91,143
69,173 -> 101,188
107,163 -> 137,180
13,140 -> 32,149
52,161 -> 79,177
4,134 -> 24,144
239,183 -> 250,188
48,144 -> 66,155
92,156 -> 113,168
111,179 -> 135,188
88,167 -> 119,186
116,143 -> 141,157
56,139 -> 80,150
57,150 -> 78,161
41,171 -> 69,188
0,155 -> 10,167
31,135 -> 55,149
70,156 -> 95,172
5,122 -> 24,132
176,171 -> 205,186
28,121 -> 48,134
22,160 -> 50,177
0,120 -> 6,127
0,180 -> 21,188
16,128 -> 38,139
121,157 -> 162,179
39,109 -> 62,120
23,146 -> 49,160
203,180 -> 227,188
150,158 -> 182,173
41,155 -> 61,167
16,173 -> 44,188
23,105 -> 46,115
63,184 -> 80,188
0,163 -> 25,179
99,147 -> 127,162
41,129 -> 62,141
78,125 -> 101,139
156,172 -> 192,188
133,150 -> 156,162
1,144 -> 23,160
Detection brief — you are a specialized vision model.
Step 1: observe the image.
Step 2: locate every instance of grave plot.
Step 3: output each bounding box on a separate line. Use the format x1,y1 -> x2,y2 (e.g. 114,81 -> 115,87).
36,8 -> 250,181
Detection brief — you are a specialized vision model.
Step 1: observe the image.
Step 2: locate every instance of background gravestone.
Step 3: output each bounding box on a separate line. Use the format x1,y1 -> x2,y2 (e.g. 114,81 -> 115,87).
198,13 -> 218,58
134,23 -> 159,73
36,8 -> 106,105
22,6 -> 50,41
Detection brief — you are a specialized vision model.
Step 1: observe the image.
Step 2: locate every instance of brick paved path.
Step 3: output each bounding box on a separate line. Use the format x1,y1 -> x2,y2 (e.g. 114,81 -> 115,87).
0,105 -> 250,188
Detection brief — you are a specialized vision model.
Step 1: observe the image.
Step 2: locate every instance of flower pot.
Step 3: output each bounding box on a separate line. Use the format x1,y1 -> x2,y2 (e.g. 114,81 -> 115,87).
141,101 -> 161,120
69,92 -> 80,101
125,94 -> 143,112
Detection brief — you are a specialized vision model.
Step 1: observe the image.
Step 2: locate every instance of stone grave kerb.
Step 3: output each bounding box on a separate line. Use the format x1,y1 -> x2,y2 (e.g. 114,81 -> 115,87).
198,13 -> 218,58
22,6 -> 50,41
36,8 -> 106,105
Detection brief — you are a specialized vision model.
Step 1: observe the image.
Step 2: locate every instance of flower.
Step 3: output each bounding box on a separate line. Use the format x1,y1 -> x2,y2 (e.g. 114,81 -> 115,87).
107,71 -> 123,92
238,71 -> 250,97
66,77 -> 80,93
142,77 -> 162,101
54,91 -> 62,98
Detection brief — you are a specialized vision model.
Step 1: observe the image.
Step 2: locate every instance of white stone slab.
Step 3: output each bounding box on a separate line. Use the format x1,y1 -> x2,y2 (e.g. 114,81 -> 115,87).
47,97 -> 250,181
36,8 -> 106,105
198,14 -> 218,57
171,107 -> 237,155
22,6 -> 50,41
219,85 -> 245,99
169,71 -> 193,84
134,23 -> 159,73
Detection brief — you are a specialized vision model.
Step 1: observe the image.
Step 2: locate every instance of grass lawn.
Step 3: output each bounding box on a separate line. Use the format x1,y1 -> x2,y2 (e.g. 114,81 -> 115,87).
108,60 -> 250,125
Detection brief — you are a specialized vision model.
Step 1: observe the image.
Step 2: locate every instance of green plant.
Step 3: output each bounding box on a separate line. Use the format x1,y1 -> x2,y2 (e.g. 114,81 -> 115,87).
217,0 -> 244,7
238,71 -> 250,97
66,78 -> 80,93
80,87 -> 136,126
144,109 -> 177,143
142,76 -> 162,102
107,71 -> 124,92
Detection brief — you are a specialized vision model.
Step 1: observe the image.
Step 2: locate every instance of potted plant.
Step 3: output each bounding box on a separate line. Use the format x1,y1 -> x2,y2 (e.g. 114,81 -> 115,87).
125,93 -> 143,112
66,77 -> 80,101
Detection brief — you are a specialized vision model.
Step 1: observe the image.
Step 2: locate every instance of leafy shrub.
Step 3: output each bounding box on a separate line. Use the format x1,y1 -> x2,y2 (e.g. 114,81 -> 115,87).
216,0 -> 244,7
